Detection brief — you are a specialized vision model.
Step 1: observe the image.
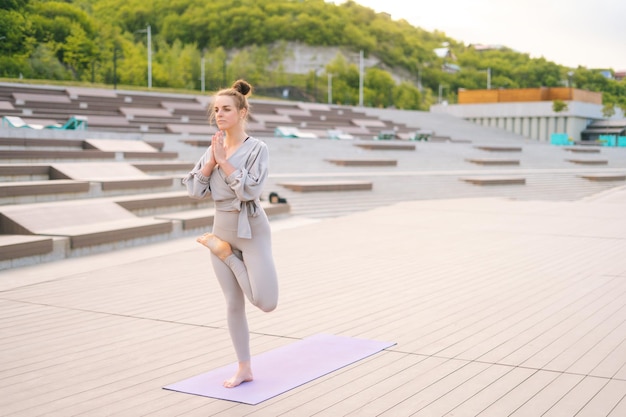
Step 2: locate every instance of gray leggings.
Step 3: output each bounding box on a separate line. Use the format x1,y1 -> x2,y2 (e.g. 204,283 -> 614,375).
210,209 -> 278,362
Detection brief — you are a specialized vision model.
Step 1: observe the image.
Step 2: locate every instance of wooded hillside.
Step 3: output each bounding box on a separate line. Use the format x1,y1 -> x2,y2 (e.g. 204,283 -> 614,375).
1,0 -> 624,111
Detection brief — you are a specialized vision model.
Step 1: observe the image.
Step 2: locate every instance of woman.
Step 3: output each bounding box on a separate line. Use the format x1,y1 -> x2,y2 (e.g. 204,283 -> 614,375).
183,80 -> 278,388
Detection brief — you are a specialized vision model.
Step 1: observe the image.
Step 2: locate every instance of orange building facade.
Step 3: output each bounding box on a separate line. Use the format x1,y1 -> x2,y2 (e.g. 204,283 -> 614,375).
458,87 -> 602,105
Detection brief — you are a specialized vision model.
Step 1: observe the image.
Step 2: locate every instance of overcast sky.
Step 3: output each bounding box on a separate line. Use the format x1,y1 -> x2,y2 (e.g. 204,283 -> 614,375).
336,0 -> 626,71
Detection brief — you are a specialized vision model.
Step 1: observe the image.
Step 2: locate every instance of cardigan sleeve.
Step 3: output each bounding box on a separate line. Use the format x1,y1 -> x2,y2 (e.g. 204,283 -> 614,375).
181,147 -> 212,199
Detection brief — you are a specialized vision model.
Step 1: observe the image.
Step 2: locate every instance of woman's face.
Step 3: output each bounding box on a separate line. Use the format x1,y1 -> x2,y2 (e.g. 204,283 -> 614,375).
213,95 -> 244,131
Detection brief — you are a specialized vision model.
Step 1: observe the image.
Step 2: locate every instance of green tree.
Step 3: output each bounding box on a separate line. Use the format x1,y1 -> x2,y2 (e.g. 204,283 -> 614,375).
0,9 -> 32,56
2,0 -> 30,10
364,67 -> 395,107
325,52 -> 360,105
618,102 -> 626,118
116,39 -> 150,86
393,81 -> 422,110
154,39 -> 200,89
62,22 -> 98,79
602,103 -> 615,118
28,43 -> 72,79
552,99 -> 568,113
202,47 -> 228,91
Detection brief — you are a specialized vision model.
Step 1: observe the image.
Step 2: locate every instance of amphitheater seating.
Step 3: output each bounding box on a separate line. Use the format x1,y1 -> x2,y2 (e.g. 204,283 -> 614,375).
424,136 -> 447,142
131,161 -> 195,173
0,179 -> 90,200
55,115 -> 87,130
181,139 -> 211,147
327,129 -> 355,140
0,164 -> 50,180
13,92 -> 72,105
84,138 -> 159,152
325,158 -> 397,166
580,173 -> 626,181
278,180 -> 373,192
564,147 -> 600,153
474,145 -> 523,152
0,200 -> 173,249
160,101 -> 206,112
355,141 -> 416,151
85,138 -> 178,159
274,126 -> 318,138
66,87 -> 119,99
2,116 -> 46,129
0,136 -> 175,162
166,124 -> 216,135
0,89 -> 297,266
460,176 -> 526,185
376,130 -> 397,140
156,201 -> 290,231
0,115 -> 86,130
566,158 -> 608,165
465,158 -> 520,166
49,162 -> 174,191
355,119 -> 387,129
411,129 -> 434,141
14,82 -> 624,269
0,235 -> 54,261
0,101 -> 15,111
114,191 -> 210,215
84,115 -> 131,129
0,83 -> 418,140
0,136 -> 84,148
119,107 -> 173,119
0,149 -> 117,161
338,125 -> 372,136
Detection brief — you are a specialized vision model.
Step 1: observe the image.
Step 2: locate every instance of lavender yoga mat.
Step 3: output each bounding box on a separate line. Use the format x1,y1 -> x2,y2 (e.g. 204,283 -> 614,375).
163,333 -> 395,405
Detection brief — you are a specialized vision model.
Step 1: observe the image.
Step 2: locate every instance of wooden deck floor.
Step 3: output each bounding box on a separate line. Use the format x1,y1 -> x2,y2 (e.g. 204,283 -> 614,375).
1,195 -> 626,416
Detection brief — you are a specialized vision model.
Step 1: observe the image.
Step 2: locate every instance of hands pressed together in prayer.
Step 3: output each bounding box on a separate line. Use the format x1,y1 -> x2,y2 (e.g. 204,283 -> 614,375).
205,130 -> 237,177
211,130 -> 228,166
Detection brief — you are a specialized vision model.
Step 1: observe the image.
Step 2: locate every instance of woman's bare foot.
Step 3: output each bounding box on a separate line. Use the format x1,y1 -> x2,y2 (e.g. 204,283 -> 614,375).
223,361 -> 253,388
196,233 -> 233,260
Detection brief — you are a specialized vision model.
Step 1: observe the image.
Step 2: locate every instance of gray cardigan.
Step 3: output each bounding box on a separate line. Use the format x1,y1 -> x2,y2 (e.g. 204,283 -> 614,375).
182,137 -> 269,238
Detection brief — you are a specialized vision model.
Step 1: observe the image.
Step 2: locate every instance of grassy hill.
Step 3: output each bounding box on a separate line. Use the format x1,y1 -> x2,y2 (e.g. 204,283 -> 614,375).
1,0 -> 624,111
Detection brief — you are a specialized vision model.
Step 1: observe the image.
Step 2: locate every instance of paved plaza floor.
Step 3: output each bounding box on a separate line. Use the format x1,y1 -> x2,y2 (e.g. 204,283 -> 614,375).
2,189 -> 626,415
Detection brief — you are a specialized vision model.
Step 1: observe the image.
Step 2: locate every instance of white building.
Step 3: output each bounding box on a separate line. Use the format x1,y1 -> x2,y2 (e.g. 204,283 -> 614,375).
430,87 -> 624,142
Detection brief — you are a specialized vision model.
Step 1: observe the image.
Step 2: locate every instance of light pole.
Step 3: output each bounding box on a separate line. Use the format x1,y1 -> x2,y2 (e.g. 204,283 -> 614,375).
313,67 -> 323,103
438,84 -> 448,104
136,24 -> 152,88
200,48 -> 208,93
417,67 -> 423,92
113,46 -> 118,90
359,49 -> 364,107
567,71 -> 574,88
327,73 -> 333,105
479,68 -> 491,89
200,56 -> 205,93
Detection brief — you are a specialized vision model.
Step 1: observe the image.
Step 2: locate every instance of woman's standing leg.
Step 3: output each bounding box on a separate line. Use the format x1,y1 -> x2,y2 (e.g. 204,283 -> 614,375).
210,254 -> 254,387
210,255 -> 250,360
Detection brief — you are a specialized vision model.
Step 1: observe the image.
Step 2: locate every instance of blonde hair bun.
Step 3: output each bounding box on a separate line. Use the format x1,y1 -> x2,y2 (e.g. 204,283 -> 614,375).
232,79 -> 252,97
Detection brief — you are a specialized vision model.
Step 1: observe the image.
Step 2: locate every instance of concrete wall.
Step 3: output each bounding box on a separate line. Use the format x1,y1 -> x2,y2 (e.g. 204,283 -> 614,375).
248,41 -> 415,84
